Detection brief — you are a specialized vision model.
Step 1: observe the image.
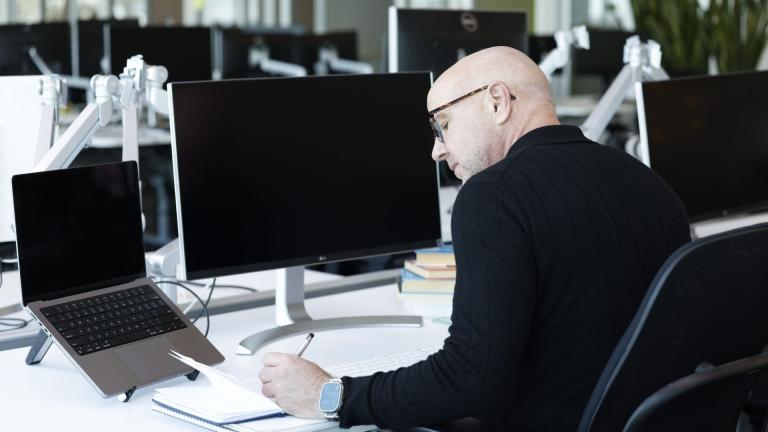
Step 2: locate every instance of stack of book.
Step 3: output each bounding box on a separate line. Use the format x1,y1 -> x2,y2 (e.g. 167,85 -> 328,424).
398,245 -> 455,317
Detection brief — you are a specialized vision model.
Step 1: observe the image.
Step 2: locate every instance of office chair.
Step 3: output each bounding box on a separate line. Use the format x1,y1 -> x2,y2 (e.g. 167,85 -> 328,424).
578,222 -> 768,432
624,352 -> 768,432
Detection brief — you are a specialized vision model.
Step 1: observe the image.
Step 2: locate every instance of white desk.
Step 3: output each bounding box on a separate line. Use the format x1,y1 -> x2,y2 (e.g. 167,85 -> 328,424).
0,271 -> 449,431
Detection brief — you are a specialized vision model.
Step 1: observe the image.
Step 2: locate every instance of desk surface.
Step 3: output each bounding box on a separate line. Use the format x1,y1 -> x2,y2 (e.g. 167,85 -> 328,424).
0,273 -> 449,431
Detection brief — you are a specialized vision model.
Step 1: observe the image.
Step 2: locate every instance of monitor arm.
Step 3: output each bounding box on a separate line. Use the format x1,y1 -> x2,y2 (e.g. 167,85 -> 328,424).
32,55 -> 169,172
28,46 -> 55,76
249,44 -> 308,77
580,36 -> 668,142
119,55 -> 169,155
32,75 -> 119,172
314,44 -> 373,75
538,25 -> 590,80
34,75 -> 66,165
29,46 -> 91,99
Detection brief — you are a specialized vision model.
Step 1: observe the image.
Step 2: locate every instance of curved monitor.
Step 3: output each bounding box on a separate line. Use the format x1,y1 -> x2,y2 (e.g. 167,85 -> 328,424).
169,73 -> 441,280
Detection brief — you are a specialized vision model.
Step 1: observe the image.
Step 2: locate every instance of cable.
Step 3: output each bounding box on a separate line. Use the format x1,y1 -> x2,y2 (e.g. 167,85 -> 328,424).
0,318 -> 31,332
154,279 -> 212,337
192,278 -> 216,325
182,280 -> 257,293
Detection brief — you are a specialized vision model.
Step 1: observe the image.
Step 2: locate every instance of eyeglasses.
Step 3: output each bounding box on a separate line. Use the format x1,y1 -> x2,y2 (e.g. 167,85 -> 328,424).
428,85 -> 516,144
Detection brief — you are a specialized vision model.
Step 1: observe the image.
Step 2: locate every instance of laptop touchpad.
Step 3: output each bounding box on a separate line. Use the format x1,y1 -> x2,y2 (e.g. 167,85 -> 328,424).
115,337 -> 185,383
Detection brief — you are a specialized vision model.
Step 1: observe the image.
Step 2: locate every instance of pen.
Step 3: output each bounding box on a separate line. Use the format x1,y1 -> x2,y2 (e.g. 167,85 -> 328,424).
295,333 -> 314,357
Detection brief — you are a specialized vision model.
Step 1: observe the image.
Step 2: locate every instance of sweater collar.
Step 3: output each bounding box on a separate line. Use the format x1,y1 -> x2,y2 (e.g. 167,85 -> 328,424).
506,125 -> 592,158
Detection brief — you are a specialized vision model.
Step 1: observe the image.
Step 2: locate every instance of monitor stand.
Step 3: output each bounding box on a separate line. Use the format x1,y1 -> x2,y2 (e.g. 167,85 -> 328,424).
236,266 -> 423,355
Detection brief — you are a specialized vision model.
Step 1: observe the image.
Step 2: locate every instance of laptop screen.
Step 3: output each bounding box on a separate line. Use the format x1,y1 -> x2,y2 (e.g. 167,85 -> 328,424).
12,162 -> 146,305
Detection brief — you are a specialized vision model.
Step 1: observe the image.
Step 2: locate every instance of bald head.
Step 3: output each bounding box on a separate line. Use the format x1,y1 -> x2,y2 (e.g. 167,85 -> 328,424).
427,46 -> 559,182
428,46 -> 554,114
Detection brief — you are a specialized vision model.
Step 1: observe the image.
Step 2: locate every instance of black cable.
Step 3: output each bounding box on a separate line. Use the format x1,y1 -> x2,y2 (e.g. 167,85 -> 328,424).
192,278 -> 216,325
154,279 -> 212,337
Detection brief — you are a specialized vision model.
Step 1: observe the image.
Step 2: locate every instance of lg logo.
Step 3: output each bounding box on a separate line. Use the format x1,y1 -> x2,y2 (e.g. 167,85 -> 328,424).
461,12 -> 479,32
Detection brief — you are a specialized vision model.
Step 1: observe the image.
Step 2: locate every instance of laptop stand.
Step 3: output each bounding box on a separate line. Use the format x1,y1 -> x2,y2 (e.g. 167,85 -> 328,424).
25,330 -> 201,402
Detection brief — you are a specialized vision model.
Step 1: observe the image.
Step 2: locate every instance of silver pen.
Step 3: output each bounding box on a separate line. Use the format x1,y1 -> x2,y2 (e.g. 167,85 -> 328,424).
295,333 -> 315,357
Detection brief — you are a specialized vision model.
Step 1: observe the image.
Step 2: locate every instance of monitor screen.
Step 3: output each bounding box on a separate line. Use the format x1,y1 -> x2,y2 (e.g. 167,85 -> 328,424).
109,26 -> 213,84
25,22 -> 71,75
388,8 -> 528,78
641,71 -> 768,221
0,25 -> 27,75
0,23 -> 70,75
12,162 -> 146,305
169,73 -> 441,280
219,27 -> 252,79
78,19 -> 139,77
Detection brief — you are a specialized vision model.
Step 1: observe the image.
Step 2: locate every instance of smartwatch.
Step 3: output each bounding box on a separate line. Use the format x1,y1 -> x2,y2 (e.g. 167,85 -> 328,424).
318,378 -> 344,420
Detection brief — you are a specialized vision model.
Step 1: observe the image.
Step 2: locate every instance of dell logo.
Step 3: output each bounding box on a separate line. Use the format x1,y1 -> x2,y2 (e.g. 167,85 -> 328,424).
319,256 -> 327,261
461,12 -> 479,32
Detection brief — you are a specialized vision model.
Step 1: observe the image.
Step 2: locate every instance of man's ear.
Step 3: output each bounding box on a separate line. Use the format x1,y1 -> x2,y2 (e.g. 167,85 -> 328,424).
487,82 -> 513,125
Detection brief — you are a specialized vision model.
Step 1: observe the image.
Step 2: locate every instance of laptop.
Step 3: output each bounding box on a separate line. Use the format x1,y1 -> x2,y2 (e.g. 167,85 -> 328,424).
12,161 -> 224,398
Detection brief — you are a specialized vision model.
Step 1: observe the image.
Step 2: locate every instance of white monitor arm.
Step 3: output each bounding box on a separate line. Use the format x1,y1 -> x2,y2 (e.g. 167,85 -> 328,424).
119,55 -> 169,157
29,45 -> 90,100
34,75 -> 67,165
538,25 -> 590,80
32,55 -> 169,172
249,44 -> 308,77
580,36 -> 668,142
314,45 -> 373,75
33,75 -> 119,172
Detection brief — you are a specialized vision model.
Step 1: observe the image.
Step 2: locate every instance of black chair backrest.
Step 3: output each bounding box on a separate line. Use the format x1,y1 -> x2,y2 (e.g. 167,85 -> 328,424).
624,352 -> 768,432
578,223 -> 768,432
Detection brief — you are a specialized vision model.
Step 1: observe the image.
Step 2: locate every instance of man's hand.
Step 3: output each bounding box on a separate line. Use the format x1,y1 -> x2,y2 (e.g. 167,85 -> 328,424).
259,352 -> 332,419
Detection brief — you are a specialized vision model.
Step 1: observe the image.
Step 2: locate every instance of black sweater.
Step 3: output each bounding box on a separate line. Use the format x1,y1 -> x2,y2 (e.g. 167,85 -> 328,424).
339,125 -> 691,431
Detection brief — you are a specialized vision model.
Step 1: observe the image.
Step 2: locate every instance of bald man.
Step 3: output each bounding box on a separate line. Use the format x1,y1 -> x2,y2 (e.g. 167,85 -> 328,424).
258,47 -> 690,431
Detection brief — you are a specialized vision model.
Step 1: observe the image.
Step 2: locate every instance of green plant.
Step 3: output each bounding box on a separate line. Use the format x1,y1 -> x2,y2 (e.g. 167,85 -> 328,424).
632,0 -> 768,74
707,0 -> 768,72
632,0 -> 709,75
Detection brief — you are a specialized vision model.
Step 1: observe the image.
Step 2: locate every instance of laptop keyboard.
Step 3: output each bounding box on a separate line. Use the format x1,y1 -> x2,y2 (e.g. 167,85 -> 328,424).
40,285 -> 186,356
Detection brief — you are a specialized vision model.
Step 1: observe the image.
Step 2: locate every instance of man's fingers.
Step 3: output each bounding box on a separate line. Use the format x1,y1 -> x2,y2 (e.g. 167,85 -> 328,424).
262,352 -> 289,367
261,382 -> 276,398
258,367 -> 273,384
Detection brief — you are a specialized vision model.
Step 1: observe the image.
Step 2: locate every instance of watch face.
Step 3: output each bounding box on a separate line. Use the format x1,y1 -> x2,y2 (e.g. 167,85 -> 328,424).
319,382 -> 343,412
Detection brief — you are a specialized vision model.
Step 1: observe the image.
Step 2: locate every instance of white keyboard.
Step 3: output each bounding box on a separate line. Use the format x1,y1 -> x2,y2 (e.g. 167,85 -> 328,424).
325,346 -> 442,378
